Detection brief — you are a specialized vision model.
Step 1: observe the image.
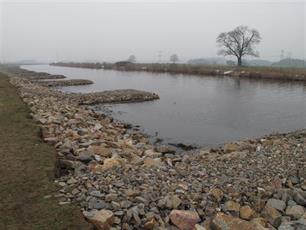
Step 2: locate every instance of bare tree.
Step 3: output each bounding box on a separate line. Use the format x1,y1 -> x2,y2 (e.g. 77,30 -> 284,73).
127,55 -> 136,63
170,54 -> 179,64
217,26 -> 261,66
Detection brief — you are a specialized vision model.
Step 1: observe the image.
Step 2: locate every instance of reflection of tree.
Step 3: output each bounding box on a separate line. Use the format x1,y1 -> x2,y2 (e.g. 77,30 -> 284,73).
233,78 -> 241,90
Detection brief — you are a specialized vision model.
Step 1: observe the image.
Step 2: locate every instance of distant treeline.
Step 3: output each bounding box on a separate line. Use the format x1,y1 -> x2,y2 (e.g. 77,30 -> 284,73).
51,62 -> 306,82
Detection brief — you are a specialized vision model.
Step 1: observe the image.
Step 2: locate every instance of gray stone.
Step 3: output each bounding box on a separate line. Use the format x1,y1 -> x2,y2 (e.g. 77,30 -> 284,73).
293,190 -> 306,206
89,190 -> 104,198
266,198 -> 286,212
83,210 -> 97,218
58,182 -> 66,187
135,196 -> 147,204
158,194 -> 182,209
120,200 -> 132,209
88,198 -> 109,210
71,188 -> 79,195
67,177 -> 78,184
79,141 -> 93,147
285,205 -> 305,220
105,193 -> 118,202
288,175 -> 300,185
262,206 -> 282,228
114,210 -> 124,216
288,200 -> 297,207
111,201 -> 121,209
76,151 -> 93,163
278,219 -> 306,230
74,164 -> 88,176
155,145 -> 176,154
278,222 -> 296,230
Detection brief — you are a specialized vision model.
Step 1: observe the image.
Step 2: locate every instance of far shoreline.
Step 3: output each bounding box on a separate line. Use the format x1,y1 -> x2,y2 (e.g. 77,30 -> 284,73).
50,62 -> 306,82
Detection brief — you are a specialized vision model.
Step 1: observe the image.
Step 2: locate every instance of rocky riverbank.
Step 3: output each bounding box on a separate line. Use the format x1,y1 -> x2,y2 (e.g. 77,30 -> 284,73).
2,65 -> 306,229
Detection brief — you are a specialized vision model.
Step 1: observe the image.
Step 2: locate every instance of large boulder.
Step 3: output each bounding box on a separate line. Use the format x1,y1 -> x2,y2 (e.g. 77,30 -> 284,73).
278,219 -> 306,230
210,188 -> 224,203
97,156 -> 122,171
90,146 -> 112,157
155,145 -> 176,154
261,206 -> 282,228
266,198 -> 286,212
224,201 -> 240,214
144,149 -> 162,158
159,194 -> 182,209
83,209 -> 114,230
293,189 -> 306,206
223,143 -> 239,153
76,151 -> 94,163
285,205 -> 305,220
169,210 -> 200,230
239,205 -> 255,220
143,157 -> 163,168
211,213 -> 255,230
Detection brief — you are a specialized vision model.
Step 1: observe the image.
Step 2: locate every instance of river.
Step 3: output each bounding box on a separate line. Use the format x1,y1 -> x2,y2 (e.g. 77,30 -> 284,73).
22,64 -> 306,148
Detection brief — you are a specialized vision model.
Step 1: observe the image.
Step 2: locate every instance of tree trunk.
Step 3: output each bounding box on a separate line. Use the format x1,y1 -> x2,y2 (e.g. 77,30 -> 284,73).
237,56 -> 242,66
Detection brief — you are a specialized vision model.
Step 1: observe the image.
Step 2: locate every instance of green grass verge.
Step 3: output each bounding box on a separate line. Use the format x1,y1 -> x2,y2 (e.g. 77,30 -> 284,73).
0,73 -> 92,230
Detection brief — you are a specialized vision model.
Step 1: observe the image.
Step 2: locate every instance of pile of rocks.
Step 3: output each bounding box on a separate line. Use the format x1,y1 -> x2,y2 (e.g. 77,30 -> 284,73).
36,79 -> 94,87
77,89 -> 160,105
4,67 -> 66,80
4,66 -> 306,229
53,132 -> 306,229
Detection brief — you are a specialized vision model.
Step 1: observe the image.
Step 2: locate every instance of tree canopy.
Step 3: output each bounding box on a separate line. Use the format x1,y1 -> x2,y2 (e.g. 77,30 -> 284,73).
170,54 -> 179,64
127,55 -> 136,63
217,26 -> 261,66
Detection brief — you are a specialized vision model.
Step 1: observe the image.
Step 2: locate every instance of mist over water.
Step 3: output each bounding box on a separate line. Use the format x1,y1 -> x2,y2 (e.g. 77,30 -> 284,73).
23,65 -> 306,147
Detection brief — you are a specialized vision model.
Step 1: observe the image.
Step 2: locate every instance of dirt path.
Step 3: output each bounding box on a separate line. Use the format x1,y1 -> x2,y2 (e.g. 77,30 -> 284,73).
0,73 -> 92,230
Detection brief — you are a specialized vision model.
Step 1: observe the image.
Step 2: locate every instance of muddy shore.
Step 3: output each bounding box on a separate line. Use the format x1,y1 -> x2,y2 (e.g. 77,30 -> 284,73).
1,65 -> 306,230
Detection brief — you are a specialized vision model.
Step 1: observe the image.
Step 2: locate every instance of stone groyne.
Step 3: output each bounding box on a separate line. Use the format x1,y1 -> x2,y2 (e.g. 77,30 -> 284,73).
35,79 -> 94,87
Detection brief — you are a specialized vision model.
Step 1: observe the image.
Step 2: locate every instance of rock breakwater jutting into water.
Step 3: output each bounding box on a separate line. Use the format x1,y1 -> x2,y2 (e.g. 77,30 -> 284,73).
2,65 -> 306,229
35,79 -> 94,87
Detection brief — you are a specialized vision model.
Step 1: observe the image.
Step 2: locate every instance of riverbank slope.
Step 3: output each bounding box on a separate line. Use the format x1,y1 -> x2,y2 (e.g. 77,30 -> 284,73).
0,73 -> 92,229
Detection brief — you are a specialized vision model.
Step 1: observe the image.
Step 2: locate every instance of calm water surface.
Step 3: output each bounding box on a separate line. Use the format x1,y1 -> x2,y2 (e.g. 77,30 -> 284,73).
23,65 -> 306,147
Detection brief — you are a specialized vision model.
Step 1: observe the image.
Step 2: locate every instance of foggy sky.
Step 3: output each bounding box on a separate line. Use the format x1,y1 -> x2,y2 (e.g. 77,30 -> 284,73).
1,0 -> 305,63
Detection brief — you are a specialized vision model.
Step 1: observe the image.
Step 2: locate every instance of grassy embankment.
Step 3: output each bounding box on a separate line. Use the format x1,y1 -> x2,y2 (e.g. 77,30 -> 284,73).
51,62 -> 306,81
0,73 -> 92,230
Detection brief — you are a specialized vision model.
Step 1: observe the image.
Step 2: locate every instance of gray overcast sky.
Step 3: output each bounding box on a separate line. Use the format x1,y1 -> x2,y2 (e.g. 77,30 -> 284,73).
1,0 -> 305,63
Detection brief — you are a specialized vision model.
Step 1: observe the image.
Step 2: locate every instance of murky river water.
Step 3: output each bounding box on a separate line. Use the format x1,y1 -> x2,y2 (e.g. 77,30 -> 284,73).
23,65 -> 306,147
